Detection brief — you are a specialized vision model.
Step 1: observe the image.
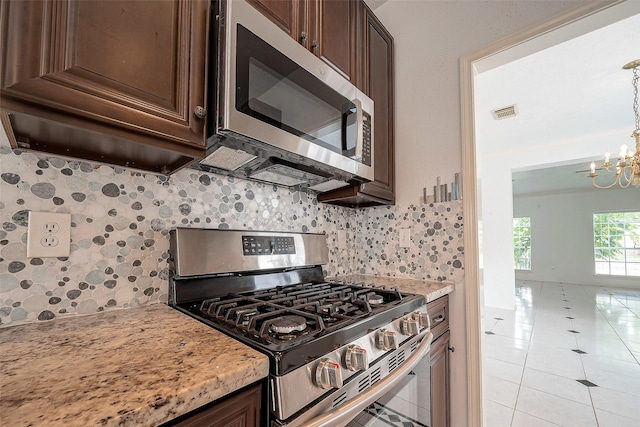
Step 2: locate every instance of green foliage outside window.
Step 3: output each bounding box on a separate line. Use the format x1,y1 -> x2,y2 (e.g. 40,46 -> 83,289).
513,217 -> 531,270
593,211 -> 640,276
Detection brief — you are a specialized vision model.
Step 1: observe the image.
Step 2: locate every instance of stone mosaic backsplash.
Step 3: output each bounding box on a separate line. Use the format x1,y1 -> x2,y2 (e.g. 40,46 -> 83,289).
0,148 -> 355,326
355,202 -> 464,282
1,147 -> 464,326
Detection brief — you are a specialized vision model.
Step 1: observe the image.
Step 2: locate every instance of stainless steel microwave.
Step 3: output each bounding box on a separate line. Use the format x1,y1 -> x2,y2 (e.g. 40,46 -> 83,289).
198,0 -> 374,193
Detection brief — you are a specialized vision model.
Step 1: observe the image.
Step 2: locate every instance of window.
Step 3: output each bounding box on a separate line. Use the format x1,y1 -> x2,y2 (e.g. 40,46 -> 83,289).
513,217 -> 531,270
593,211 -> 640,276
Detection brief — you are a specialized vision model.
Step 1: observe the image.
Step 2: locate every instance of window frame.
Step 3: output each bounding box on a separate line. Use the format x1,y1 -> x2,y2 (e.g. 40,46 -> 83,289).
513,216 -> 531,271
592,210 -> 640,277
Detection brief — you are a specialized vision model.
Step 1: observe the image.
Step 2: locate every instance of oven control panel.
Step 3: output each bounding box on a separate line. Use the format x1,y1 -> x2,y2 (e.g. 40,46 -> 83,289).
242,235 -> 296,255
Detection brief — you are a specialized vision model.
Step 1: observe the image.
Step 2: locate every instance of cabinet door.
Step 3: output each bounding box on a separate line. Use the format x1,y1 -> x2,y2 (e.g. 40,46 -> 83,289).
430,331 -> 450,427
246,0 -> 302,41
317,4 -> 394,207
307,0 -> 358,82
359,5 -> 394,202
427,295 -> 449,341
1,0 -> 208,173
171,383 -> 262,427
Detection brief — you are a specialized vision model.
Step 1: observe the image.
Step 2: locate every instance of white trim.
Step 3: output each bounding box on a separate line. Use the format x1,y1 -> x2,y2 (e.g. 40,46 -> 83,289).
459,1 -> 628,425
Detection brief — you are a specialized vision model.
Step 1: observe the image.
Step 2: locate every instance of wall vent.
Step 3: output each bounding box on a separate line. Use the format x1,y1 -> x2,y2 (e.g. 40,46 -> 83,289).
492,104 -> 518,120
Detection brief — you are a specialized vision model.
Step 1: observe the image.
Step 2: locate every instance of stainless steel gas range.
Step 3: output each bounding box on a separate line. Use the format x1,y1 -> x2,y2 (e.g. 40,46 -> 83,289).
169,228 -> 433,427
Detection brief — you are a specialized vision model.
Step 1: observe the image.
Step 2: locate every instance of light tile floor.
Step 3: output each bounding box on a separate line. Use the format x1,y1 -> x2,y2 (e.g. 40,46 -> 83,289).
483,280 -> 640,427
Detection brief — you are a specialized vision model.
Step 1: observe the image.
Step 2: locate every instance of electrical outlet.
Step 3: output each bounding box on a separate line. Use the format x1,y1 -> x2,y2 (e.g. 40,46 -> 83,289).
43,222 -> 60,233
40,236 -> 60,247
338,230 -> 347,249
27,211 -> 71,258
400,228 -> 411,248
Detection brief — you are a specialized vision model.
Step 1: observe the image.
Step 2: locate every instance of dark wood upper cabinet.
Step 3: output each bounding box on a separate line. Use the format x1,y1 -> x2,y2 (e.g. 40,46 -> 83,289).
246,0 -> 302,39
306,0 -> 358,82
247,0 -> 358,83
317,4 -> 395,207
0,0 -> 209,174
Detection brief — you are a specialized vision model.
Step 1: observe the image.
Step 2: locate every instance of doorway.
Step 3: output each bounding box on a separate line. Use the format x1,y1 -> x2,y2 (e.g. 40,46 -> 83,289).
460,1 -> 640,425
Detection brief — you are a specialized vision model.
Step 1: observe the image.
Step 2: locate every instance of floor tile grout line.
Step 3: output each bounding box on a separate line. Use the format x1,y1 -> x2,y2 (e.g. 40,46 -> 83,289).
581,286 -> 640,407
610,292 -> 640,319
532,281 -> 600,425
579,284 -> 640,366
487,281 -> 640,427
574,284 -> 602,427
509,280 -> 545,427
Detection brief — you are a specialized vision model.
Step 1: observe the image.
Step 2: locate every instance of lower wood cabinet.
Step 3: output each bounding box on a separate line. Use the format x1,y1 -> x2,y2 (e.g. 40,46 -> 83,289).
430,329 -> 450,427
427,294 -> 450,427
169,382 -> 262,427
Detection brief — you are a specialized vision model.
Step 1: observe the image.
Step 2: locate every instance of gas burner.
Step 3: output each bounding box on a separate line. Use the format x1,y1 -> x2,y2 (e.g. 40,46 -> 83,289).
235,307 -> 257,316
367,295 -> 384,305
234,308 -> 258,325
270,315 -> 308,334
317,303 -> 344,315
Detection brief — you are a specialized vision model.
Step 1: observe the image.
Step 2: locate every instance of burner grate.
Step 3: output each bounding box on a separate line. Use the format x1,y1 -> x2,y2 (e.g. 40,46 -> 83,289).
192,281 -> 410,349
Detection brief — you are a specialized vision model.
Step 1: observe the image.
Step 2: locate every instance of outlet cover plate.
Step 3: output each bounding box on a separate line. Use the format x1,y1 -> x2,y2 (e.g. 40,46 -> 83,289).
400,228 -> 411,248
27,211 -> 71,258
338,230 -> 347,249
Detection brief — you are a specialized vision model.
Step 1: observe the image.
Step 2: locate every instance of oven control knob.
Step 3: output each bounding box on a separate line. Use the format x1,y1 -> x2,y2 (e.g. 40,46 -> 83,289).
344,345 -> 369,371
401,317 -> 420,335
418,312 -> 431,329
377,329 -> 398,351
315,358 -> 343,389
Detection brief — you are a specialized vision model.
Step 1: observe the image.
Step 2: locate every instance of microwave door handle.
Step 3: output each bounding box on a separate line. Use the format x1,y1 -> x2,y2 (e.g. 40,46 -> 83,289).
301,330 -> 434,427
353,98 -> 364,161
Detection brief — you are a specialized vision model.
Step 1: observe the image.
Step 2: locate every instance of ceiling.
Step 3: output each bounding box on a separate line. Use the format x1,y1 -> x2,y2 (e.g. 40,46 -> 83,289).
511,159 -> 604,196
474,8 -> 640,196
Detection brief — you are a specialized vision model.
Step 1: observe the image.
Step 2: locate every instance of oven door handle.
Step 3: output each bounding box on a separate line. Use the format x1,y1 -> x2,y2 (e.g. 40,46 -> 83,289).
304,330 -> 434,427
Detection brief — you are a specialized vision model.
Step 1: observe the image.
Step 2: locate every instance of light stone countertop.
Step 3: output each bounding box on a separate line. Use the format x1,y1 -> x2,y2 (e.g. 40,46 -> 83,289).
0,303 -> 270,427
329,275 -> 454,302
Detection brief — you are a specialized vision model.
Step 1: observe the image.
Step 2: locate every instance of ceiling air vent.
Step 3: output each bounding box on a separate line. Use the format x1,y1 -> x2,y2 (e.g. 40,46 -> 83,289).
492,104 -> 518,120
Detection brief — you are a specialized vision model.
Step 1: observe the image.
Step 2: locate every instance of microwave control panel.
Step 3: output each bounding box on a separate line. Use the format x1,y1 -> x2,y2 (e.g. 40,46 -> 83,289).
362,112 -> 372,166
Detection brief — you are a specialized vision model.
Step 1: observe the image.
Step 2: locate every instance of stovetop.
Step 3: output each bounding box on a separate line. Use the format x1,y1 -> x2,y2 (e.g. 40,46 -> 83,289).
186,281 -> 410,347
169,228 -> 427,376
177,280 -> 426,375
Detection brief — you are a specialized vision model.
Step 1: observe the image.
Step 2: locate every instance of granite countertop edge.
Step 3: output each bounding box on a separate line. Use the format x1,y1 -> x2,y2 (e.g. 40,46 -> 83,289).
0,303 -> 270,427
328,274 -> 455,302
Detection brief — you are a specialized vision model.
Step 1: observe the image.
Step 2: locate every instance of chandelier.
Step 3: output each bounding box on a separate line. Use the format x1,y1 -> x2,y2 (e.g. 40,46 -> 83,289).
589,59 -> 640,188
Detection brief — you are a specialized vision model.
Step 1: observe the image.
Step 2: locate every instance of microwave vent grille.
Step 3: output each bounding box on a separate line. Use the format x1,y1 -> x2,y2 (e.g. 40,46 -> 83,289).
201,147 -> 257,171
250,165 -> 313,186
309,179 -> 349,193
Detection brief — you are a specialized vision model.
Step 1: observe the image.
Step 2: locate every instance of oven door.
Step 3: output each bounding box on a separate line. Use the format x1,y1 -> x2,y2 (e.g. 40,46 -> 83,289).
218,0 -> 374,181
347,356 -> 432,427
279,330 -> 433,427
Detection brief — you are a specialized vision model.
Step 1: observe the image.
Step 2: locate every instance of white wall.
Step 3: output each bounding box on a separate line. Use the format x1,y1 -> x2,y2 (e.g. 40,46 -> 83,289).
375,0 -> 583,207
514,188 -> 640,287
479,165 -> 518,309
476,133 -> 629,309
472,9 -> 640,310
372,1 -> 582,426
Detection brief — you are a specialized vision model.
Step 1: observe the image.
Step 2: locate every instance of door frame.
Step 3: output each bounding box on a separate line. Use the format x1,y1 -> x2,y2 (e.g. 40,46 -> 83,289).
459,1 -> 629,425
